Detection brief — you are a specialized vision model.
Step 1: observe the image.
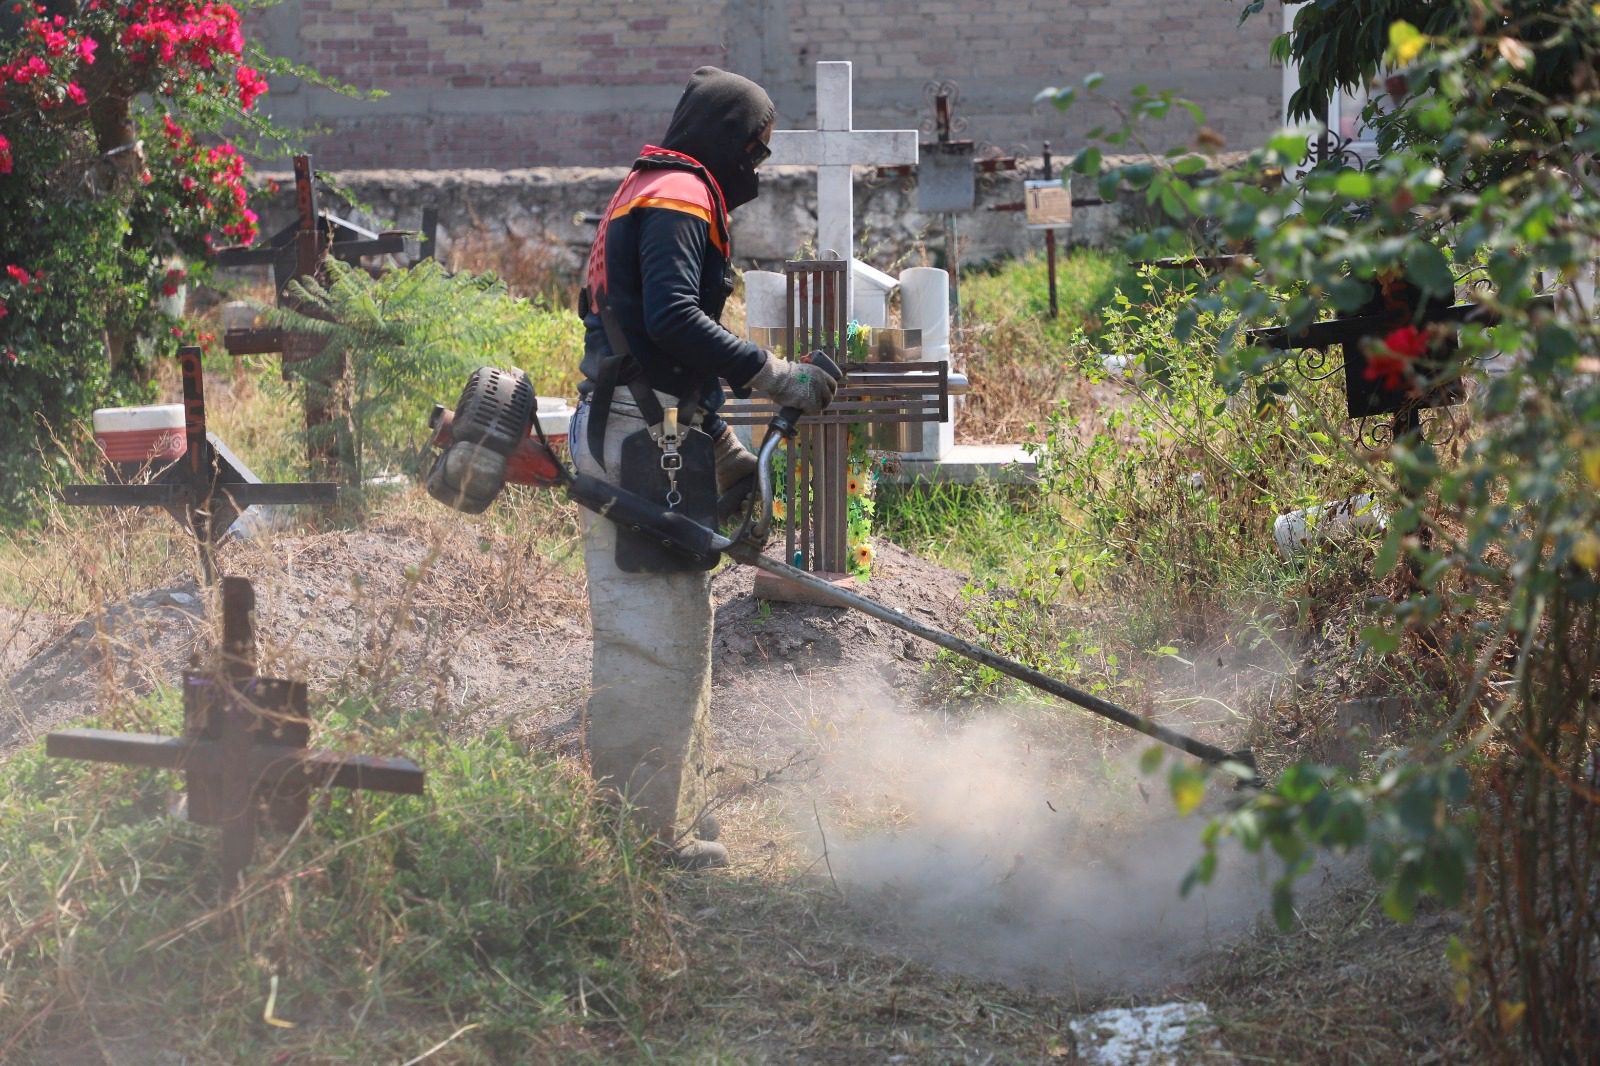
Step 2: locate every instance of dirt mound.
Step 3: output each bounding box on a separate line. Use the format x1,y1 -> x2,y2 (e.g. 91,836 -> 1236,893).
2,518 -> 592,755
4,523 -> 980,765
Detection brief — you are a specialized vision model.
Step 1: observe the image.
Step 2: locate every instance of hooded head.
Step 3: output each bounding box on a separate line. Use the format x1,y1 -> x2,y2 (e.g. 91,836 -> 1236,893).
659,66 -> 776,211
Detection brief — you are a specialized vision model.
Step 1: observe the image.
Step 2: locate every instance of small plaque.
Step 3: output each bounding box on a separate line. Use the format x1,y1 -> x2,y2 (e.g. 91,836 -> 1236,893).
1024,179 -> 1072,230
919,143 -> 977,213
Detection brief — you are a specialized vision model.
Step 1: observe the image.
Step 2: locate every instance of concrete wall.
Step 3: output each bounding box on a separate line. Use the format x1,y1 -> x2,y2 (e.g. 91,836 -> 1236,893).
249,159 -> 1139,281
255,0 -> 1283,169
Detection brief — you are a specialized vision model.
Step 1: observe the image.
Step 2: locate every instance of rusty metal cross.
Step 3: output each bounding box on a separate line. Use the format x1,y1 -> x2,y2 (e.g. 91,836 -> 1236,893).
45,577 -> 424,896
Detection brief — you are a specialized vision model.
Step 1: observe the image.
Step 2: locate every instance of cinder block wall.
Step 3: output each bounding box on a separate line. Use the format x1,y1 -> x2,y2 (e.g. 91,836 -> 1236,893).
254,0 -> 1282,169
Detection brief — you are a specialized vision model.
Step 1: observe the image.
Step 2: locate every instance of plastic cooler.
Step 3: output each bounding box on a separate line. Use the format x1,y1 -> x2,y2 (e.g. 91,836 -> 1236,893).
94,404 -> 187,468
533,396 -> 571,445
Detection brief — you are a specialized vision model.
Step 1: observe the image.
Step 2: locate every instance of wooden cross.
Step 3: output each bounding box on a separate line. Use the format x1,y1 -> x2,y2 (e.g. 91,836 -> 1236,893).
45,577 -> 424,897
766,61 -> 919,321
215,154 -> 411,473
721,258 -> 948,585
62,346 -> 338,583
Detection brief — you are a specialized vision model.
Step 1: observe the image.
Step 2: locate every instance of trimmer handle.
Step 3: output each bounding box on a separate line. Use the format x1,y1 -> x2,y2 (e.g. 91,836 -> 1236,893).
767,349 -> 844,440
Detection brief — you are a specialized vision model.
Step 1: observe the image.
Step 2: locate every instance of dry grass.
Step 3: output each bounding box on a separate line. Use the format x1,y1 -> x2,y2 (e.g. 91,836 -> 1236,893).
445,224 -> 577,305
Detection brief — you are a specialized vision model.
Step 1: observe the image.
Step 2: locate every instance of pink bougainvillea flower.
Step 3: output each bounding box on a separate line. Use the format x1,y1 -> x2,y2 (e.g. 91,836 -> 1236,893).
66,82 -> 87,105
236,64 -> 267,109
77,36 -> 97,63
6,264 -> 32,285
0,133 -> 11,175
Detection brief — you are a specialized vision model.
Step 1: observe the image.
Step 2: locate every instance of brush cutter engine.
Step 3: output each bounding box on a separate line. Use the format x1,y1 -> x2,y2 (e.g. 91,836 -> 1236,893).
425,367 -> 542,514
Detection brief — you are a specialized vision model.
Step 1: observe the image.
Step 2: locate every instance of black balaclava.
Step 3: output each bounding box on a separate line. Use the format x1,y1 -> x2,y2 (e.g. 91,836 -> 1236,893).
658,66 -> 776,210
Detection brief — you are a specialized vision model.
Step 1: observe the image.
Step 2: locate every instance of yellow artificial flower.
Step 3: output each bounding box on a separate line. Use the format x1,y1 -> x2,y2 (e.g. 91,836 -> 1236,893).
1582,448 -> 1600,489
854,542 -> 875,570
846,473 -> 865,496
771,497 -> 786,521
1574,531 -> 1600,572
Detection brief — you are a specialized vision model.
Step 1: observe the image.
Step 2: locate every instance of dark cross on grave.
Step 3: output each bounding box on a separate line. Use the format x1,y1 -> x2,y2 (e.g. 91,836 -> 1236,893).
62,345 -> 338,583
720,258 -> 949,587
1247,279 -> 1556,456
215,154 -> 412,474
877,81 -> 1018,328
45,577 -> 425,897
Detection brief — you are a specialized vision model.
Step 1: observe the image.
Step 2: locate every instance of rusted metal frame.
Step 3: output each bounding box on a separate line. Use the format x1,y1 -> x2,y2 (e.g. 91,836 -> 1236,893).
45,731 -> 426,796
43,577 -> 424,897
60,347 -> 337,581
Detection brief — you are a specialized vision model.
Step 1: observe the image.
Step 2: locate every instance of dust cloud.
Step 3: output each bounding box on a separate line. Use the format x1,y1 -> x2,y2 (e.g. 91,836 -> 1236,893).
799,695 -> 1281,996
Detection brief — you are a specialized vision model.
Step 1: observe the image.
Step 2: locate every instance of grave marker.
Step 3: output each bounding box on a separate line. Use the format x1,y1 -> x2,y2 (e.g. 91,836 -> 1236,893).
46,577 -> 424,897
766,61 -> 919,320
63,346 -> 338,582
720,258 -> 948,585
216,154 -> 411,474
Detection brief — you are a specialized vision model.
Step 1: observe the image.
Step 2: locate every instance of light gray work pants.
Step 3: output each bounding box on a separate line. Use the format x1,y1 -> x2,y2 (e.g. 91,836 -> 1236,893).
569,395 -> 714,844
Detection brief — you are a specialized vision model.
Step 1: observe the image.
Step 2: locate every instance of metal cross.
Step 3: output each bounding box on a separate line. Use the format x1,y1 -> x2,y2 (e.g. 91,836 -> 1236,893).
45,577 -> 424,897
875,81 -> 1018,327
62,345 -> 338,583
720,258 -> 948,587
215,155 -> 412,474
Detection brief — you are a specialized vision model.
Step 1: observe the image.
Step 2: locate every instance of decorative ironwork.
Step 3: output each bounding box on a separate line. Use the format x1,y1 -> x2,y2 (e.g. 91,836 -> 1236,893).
1418,406 -> 1463,447
1355,416 -> 1397,450
1302,127 -> 1369,171
1296,345 -> 1345,382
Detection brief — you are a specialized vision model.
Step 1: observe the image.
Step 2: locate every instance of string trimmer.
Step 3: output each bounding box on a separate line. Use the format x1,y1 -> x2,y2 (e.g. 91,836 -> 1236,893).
426,364 -> 1259,785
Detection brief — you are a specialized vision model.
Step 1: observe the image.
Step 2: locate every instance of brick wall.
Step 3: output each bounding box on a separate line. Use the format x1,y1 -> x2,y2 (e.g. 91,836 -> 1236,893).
257,0 -> 1281,169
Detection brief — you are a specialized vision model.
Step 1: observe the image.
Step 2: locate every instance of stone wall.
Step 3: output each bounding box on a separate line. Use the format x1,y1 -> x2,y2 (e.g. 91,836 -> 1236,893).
254,0 -> 1282,170
248,160 -> 1134,281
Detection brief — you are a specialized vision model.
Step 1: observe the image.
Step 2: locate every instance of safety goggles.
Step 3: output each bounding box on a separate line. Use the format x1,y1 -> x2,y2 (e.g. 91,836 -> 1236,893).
747,139 -> 772,168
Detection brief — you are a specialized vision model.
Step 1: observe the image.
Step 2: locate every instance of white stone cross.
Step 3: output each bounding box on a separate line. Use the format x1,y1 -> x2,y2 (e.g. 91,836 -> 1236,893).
767,61 -> 918,318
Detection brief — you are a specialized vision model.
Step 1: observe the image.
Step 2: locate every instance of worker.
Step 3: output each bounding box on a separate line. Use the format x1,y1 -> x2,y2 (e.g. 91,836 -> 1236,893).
571,67 -> 840,868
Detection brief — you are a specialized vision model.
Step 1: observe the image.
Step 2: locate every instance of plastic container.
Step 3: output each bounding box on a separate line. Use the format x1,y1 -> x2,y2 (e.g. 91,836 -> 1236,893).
93,404 -> 187,465
1273,493 -> 1387,559
533,395 -> 572,445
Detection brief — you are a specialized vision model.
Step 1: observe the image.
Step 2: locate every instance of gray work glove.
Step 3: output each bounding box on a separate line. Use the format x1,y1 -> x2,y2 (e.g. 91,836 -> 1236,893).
713,424 -> 759,494
746,350 -> 842,414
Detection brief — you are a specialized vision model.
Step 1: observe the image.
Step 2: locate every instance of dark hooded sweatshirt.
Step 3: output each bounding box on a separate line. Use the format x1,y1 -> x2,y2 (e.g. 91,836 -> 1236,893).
578,67 -> 776,425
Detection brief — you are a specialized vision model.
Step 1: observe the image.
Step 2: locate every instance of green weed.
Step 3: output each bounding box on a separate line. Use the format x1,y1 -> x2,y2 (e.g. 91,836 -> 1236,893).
0,691 -> 672,1063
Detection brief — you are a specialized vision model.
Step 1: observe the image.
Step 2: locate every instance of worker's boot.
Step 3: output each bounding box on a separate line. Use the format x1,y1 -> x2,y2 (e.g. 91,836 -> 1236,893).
666,839 -> 729,870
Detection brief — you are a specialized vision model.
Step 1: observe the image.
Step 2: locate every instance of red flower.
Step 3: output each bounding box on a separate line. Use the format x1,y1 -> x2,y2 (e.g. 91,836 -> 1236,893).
1384,325 -> 1429,358
66,82 -> 87,106
3,350 -> 16,365
0,133 -> 11,174
77,35 -> 97,63
1363,325 -> 1431,391
6,264 -> 31,285
236,64 -> 267,109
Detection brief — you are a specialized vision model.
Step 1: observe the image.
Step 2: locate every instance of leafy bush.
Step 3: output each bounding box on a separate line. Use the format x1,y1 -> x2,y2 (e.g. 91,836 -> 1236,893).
269,258 -> 583,484
1043,2 -> 1600,1056
0,1 -> 286,517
